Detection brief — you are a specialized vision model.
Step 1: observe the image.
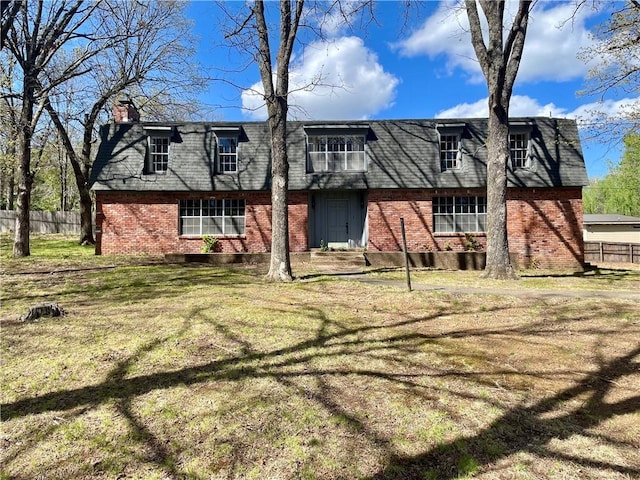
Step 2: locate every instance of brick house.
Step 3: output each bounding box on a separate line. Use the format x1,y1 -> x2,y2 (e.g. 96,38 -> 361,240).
90,101 -> 588,269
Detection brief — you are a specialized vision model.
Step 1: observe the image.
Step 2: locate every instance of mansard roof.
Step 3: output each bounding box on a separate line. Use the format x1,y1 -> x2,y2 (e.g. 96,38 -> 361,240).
90,117 -> 588,192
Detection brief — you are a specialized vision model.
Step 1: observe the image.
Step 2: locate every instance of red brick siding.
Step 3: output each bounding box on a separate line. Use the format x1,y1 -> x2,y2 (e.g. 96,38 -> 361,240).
95,191 -> 308,255
506,187 -> 584,269
367,189 -> 488,252
367,189 -> 438,252
96,187 -> 583,269
367,187 -> 583,269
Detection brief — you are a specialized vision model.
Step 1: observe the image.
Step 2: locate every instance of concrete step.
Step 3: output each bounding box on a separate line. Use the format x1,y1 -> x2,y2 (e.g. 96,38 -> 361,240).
309,251 -> 367,268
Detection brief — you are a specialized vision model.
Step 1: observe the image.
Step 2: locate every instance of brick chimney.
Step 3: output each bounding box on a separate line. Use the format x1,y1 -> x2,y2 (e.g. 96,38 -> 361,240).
113,98 -> 140,123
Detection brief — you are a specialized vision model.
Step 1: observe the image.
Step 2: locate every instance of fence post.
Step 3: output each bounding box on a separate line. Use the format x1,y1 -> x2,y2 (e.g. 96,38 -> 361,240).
630,244 -> 633,263
599,242 -> 604,262
400,218 -> 412,292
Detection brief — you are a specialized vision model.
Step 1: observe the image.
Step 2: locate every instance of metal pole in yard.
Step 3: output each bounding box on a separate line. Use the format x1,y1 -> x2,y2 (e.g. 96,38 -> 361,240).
400,218 -> 412,292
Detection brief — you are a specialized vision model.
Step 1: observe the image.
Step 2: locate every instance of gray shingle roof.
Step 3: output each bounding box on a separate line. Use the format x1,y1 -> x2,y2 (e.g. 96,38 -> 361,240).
583,214 -> 640,224
90,117 -> 588,192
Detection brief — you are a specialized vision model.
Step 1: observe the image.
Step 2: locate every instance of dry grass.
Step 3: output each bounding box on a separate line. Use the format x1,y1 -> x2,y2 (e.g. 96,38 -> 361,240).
1,236 -> 639,479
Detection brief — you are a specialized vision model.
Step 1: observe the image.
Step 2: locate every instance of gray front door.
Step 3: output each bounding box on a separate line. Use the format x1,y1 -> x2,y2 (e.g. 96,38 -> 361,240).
310,191 -> 368,249
327,199 -> 349,246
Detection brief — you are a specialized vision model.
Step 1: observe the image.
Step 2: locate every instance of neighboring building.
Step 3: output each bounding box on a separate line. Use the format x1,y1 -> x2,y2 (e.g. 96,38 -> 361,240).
583,214 -> 640,244
90,101 -> 588,269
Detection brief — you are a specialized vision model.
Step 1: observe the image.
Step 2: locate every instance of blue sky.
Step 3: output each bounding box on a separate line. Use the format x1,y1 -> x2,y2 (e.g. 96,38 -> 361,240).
185,1 -> 637,179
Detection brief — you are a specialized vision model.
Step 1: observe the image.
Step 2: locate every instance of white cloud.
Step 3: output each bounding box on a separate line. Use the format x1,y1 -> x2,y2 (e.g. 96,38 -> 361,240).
566,97 -> 640,131
435,95 -> 639,127
435,95 -> 566,118
566,98 -> 638,120
395,1 -> 598,84
435,98 -> 487,118
395,1 -> 479,79
519,3 -> 597,82
242,36 -> 399,120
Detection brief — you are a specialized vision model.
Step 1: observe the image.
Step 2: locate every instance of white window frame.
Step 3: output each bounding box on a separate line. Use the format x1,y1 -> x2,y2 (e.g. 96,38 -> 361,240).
439,133 -> 461,171
217,136 -> 238,173
149,136 -> 170,173
179,199 -> 246,236
433,196 -> 486,233
307,135 -> 366,173
510,131 -> 531,169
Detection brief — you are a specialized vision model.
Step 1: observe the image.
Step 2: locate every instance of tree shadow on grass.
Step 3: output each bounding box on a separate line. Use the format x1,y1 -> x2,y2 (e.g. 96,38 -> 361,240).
369,344 -> 640,479
522,265 -> 640,282
2,292 -> 639,479
0,263 -> 257,310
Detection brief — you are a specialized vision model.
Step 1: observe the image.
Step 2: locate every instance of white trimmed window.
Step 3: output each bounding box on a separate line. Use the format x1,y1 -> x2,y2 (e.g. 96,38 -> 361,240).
150,136 -> 169,173
144,126 -> 173,174
433,196 -> 486,233
179,199 -> 245,236
307,135 -> 366,172
440,134 -> 461,171
218,137 -> 238,173
510,132 -> 530,168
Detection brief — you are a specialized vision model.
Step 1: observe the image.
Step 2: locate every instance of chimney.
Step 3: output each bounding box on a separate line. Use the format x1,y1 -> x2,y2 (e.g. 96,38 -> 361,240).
113,98 -> 140,123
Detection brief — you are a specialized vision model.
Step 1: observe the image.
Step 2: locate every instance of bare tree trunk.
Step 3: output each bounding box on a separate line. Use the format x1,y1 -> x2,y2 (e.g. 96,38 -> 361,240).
0,169 -> 4,209
1,149 -> 16,210
466,0 -> 530,280
78,183 -> 94,245
77,118 -> 96,245
58,142 -> 66,211
8,172 -> 15,210
7,0 -> 96,256
265,97 -> 292,281
13,76 -> 34,257
483,105 -> 516,279
62,138 -> 95,245
45,100 -> 96,245
253,0 -> 303,282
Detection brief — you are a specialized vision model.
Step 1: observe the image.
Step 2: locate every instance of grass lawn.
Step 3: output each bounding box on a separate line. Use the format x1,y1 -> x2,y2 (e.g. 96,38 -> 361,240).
1,235 -> 639,479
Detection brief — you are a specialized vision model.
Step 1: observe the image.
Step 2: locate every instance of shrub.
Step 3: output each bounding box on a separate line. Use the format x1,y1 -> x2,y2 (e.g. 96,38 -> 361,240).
463,233 -> 483,251
201,235 -> 222,253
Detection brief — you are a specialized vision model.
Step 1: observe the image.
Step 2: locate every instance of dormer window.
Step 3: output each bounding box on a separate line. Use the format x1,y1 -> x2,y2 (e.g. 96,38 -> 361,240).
509,132 -> 530,168
440,134 -> 461,170
437,123 -> 465,171
510,131 -> 532,169
218,137 -> 238,173
510,120 -> 534,170
144,126 -> 173,174
150,137 -> 169,172
213,127 -> 243,174
304,125 -> 368,173
307,135 -> 365,172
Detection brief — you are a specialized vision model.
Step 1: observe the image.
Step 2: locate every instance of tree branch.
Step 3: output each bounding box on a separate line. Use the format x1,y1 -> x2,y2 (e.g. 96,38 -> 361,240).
0,0 -> 21,49
464,0 -> 489,80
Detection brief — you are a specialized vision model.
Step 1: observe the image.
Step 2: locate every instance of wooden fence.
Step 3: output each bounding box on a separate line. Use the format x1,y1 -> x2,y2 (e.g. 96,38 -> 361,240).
0,210 -> 90,235
584,241 -> 640,264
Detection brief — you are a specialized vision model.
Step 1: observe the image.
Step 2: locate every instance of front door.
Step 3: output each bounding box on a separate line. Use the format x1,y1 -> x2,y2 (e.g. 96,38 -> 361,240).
327,199 -> 349,247
309,191 -> 367,249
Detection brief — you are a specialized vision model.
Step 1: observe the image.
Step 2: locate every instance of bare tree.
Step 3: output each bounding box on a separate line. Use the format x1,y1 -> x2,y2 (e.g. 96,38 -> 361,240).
219,0 -> 381,281
3,0 -> 105,257
0,51 -> 19,210
43,0 -> 204,245
256,0 -> 304,281
0,0 -> 21,49
220,0 -> 304,282
579,0 -> 640,140
465,0 -> 531,279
